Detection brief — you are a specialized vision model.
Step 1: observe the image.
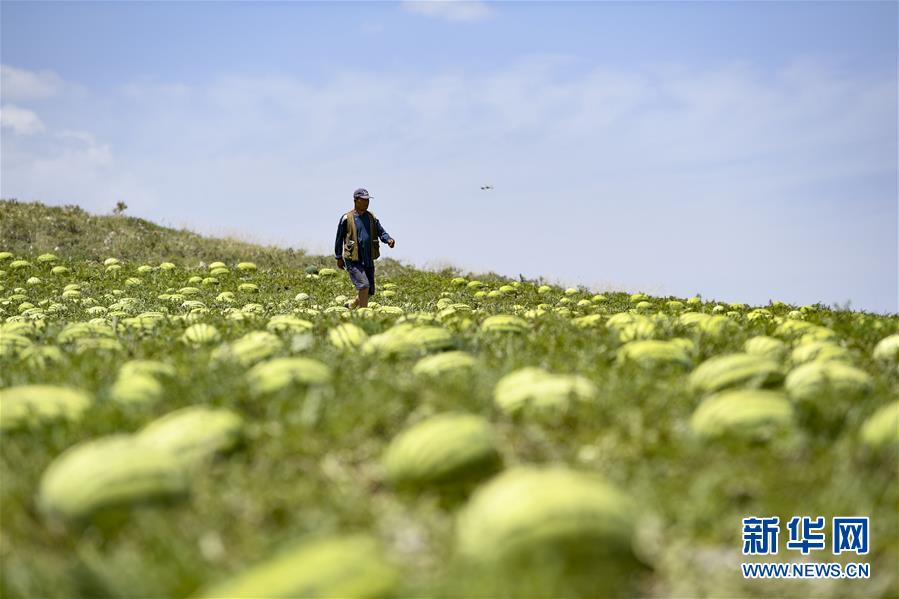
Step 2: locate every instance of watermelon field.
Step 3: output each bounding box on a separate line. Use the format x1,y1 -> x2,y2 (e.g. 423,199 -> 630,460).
1,201 -> 897,598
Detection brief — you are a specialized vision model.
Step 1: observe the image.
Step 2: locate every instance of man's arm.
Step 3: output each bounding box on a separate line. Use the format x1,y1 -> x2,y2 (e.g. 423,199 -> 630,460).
334,216 -> 347,261
375,218 -> 393,243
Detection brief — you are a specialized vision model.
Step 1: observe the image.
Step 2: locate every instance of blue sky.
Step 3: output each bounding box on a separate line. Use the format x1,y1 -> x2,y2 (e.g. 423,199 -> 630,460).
2,1 -> 897,312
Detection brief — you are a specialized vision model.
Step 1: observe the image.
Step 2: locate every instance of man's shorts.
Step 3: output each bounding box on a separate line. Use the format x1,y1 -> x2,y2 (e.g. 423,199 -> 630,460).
345,259 -> 376,295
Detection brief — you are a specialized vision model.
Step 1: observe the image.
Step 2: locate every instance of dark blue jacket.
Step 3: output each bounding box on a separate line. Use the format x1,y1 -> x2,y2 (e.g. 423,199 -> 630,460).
335,211 -> 392,269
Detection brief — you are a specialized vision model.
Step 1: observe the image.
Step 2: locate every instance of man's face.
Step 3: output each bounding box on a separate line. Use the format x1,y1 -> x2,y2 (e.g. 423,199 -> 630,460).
354,197 -> 370,210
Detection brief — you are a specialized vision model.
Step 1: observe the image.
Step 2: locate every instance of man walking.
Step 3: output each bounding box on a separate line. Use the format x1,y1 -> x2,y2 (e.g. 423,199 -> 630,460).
334,188 -> 396,309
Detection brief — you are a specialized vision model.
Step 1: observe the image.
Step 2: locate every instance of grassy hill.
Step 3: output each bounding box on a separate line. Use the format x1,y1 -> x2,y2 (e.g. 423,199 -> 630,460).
0,199 -> 429,280
1,199 -> 897,598
0,199 -> 303,264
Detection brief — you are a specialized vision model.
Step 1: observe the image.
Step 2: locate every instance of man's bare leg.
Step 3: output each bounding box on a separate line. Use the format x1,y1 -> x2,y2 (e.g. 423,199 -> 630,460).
351,287 -> 370,309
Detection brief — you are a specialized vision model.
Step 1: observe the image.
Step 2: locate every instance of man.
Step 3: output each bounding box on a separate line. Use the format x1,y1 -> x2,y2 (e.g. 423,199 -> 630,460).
334,188 -> 396,309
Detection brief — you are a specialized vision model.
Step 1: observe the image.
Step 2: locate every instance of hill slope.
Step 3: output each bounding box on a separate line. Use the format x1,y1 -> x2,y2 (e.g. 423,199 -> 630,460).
0,199 -> 519,284
0,199 -> 311,264
1,199 -> 411,276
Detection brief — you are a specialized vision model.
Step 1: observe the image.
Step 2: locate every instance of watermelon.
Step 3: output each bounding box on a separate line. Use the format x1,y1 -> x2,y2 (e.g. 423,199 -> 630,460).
0,385 -> 92,432
38,436 -> 188,522
688,353 -> 783,395
383,413 -> 500,489
199,535 -> 398,599
690,389 -> 794,441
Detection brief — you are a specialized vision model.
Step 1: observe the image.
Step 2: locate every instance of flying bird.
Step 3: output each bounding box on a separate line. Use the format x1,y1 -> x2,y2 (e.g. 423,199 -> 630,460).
480,185 -> 494,190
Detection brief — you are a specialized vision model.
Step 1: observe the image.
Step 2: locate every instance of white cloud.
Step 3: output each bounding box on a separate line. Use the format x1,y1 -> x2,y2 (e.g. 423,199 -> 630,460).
0,104 -> 45,135
359,20 -> 386,34
1,64 -> 64,102
1,122 -> 139,212
400,1 -> 494,22
53,129 -> 114,168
